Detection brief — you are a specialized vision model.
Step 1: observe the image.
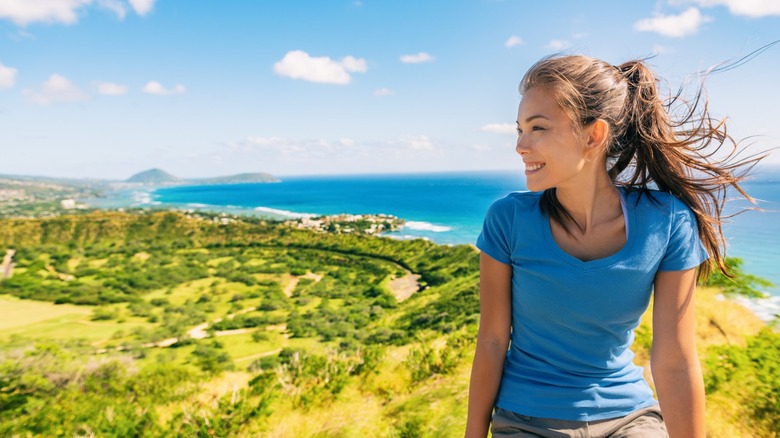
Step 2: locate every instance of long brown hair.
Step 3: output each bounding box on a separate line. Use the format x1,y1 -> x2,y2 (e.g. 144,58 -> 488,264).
519,54 -> 767,281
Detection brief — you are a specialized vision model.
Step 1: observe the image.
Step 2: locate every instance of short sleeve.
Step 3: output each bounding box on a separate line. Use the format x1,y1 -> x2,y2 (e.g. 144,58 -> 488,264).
658,198 -> 709,271
476,196 -> 514,265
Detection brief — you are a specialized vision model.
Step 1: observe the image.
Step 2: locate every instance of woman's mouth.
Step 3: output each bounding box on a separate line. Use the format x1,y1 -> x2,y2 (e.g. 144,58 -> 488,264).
525,163 -> 545,174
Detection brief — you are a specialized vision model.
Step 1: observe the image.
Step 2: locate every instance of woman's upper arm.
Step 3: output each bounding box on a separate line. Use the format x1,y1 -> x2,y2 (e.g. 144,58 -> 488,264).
478,252 -> 512,345
651,268 -> 699,368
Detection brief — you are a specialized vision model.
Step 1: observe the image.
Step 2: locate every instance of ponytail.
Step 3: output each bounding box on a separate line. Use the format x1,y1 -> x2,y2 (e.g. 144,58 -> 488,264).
614,60 -> 763,281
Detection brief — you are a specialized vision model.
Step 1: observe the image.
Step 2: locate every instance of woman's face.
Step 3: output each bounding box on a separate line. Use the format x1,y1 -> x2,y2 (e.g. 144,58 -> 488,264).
515,86 -> 589,192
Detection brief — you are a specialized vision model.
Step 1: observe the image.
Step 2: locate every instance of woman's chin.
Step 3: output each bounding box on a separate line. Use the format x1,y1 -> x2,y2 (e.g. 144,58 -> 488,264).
524,182 -> 548,192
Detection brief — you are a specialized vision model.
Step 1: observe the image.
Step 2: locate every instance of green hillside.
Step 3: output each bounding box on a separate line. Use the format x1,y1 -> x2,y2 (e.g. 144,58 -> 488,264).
0,212 -> 777,437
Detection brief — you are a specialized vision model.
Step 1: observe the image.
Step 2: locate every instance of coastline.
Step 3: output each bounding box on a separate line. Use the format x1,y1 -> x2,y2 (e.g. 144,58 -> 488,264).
75,180 -> 780,323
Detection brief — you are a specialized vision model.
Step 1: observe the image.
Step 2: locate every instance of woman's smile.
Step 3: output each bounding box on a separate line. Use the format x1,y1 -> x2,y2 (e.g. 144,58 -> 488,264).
524,162 -> 546,174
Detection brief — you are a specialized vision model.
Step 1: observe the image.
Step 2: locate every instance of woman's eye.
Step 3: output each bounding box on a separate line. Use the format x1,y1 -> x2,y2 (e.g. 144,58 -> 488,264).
532,126 -> 545,131
516,128 -> 523,135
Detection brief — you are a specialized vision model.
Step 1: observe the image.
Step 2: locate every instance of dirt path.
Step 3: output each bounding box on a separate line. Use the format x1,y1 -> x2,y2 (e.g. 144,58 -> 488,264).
388,270 -> 421,302
234,348 -> 283,363
152,305 -> 264,347
188,322 -> 210,340
1,249 -> 15,279
45,264 -> 75,281
282,272 -> 324,297
215,328 -> 250,337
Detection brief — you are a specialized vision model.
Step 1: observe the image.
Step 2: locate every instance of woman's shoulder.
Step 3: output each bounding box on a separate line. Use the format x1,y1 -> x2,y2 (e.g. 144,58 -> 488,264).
622,187 -> 688,209
622,187 -> 696,225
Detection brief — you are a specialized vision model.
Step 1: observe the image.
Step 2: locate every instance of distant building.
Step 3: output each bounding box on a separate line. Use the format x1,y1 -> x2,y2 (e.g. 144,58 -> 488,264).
61,199 -> 76,209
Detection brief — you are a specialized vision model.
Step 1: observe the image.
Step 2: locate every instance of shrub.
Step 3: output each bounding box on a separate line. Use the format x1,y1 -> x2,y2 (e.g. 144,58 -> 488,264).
704,328 -> 780,434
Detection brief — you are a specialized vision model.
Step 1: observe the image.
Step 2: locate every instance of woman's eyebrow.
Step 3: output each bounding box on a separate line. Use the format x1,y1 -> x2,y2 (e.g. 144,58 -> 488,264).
517,115 -> 550,124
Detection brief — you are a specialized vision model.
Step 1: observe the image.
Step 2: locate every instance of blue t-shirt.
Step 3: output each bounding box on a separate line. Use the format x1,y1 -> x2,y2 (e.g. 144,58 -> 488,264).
476,187 -> 708,421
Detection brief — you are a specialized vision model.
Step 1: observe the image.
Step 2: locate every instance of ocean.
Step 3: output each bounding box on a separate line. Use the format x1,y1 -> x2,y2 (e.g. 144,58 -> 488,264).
93,168 -> 780,320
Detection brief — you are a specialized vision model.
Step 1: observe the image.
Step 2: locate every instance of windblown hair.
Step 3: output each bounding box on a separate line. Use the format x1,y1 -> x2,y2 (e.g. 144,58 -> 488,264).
520,54 -> 766,280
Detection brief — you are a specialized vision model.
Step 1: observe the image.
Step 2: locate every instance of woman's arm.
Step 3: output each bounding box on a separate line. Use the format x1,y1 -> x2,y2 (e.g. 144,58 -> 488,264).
651,268 -> 706,438
465,252 -> 512,438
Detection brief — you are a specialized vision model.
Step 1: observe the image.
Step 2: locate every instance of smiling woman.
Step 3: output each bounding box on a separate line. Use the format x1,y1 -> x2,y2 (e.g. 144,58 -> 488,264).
465,53 -> 767,438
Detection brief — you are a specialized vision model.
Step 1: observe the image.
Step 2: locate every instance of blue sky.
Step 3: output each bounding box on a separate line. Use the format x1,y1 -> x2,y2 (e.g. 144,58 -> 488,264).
1,0 -> 779,179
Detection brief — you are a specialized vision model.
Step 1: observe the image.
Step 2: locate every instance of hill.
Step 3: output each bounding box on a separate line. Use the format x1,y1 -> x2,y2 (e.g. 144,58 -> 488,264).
126,168 -> 180,184
126,168 -> 280,185
0,211 -> 777,437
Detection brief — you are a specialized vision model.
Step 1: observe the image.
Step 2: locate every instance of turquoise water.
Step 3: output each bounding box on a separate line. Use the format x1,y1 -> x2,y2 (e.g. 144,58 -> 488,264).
154,170 -> 523,244
100,169 -> 780,317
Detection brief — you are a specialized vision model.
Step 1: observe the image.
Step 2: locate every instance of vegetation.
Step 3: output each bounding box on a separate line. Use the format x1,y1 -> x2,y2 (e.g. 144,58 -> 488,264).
704,328 -> 780,434
702,256 -> 775,298
0,211 -> 777,437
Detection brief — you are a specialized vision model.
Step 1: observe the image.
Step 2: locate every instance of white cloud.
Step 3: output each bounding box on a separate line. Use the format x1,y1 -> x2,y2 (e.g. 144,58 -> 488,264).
241,134 -> 438,154
221,134 -> 456,174
24,73 -> 89,105
0,0 -> 155,26
634,8 -> 710,37
0,63 -> 18,89
472,144 -> 492,151
97,81 -> 128,95
0,0 -> 91,25
400,52 -> 433,64
237,136 -> 340,158
504,35 -> 524,48
547,39 -> 572,51
97,0 -> 126,19
480,123 -> 516,135
373,87 -> 395,97
273,50 -> 368,85
689,0 -> 780,17
246,136 -> 284,146
341,55 -> 367,73
128,0 -> 156,15
403,135 -> 434,150
143,81 -> 186,95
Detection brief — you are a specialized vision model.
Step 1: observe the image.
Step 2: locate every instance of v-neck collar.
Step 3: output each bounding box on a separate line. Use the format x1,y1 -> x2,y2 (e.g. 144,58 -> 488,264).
541,187 -> 635,270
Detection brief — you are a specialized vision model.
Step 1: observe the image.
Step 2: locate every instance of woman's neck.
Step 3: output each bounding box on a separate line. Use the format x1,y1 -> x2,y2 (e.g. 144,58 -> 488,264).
554,172 -> 620,235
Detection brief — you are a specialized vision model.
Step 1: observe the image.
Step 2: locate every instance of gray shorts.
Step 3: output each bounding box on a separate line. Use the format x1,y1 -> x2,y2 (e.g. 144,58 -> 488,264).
491,405 -> 668,438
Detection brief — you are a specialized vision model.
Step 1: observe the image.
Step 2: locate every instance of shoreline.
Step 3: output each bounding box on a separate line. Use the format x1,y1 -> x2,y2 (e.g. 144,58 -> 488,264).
74,196 -> 780,323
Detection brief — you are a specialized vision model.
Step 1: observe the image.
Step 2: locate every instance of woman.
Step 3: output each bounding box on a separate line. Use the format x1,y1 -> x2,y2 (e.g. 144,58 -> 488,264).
465,55 -> 762,438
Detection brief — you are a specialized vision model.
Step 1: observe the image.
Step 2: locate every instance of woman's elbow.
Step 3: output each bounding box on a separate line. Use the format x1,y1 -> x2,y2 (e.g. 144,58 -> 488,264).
650,345 -> 701,376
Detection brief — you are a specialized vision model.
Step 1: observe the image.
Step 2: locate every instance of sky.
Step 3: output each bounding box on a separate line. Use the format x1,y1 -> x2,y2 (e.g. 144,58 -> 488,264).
1,0 -> 779,180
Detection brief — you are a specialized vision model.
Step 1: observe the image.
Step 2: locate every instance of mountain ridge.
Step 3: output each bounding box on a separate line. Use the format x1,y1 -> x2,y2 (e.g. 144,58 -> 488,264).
126,168 -> 280,185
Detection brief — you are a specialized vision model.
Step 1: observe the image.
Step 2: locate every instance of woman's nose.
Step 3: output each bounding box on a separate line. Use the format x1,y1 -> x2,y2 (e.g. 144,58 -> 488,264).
515,136 -> 528,155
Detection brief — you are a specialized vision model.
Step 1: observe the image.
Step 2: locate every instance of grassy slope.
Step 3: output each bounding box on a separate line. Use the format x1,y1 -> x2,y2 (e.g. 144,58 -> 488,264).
1,286 -> 765,437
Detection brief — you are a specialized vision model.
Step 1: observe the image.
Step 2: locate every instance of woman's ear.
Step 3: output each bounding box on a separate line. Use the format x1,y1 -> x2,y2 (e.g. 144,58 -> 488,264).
584,119 -> 609,157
